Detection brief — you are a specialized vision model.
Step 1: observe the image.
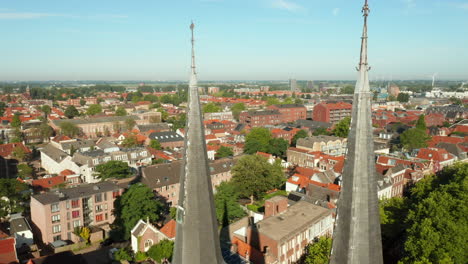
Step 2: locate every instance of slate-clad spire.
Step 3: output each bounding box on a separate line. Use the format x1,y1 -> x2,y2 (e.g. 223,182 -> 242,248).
329,1 -> 384,263
172,22 -> 224,264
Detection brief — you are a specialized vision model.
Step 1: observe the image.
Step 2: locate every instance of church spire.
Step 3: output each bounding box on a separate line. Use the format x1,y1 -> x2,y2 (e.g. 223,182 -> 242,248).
172,22 -> 224,264
329,0 -> 383,263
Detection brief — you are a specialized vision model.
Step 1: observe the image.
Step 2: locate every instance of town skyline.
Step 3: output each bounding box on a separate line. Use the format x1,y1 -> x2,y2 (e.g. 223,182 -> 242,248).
1,0 -> 468,81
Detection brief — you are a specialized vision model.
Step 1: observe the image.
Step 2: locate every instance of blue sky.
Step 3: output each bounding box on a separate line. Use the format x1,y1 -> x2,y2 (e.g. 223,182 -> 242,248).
0,0 -> 467,81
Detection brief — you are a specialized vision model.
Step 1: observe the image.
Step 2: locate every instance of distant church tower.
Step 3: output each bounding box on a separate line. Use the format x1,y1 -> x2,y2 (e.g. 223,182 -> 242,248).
329,1 -> 384,263
172,22 -> 224,264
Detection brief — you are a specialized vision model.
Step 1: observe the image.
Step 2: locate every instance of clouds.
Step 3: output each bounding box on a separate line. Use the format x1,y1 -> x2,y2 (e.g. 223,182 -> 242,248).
0,12 -> 64,19
332,8 -> 340,16
0,11 -> 127,20
271,0 -> 304,12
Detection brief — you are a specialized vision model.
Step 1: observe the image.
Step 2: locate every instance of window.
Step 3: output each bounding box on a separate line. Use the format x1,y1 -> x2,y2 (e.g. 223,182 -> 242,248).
52,214 -> 60,223
95,193 -> 102,203
96,205 -> 103,212
52,225 -> 61,234
67,222 -> 71,231
53,235 -> 61,242
103,192 -> 107,201
105,213 -> 108,220
73,220 -> 81,228
144,239 -> 153,250
95,214 -> 103,222
112,191 -> 120,198
66,201 -> 70,209
51,203 -> 60,213
72,210 -> 80,218
71,199 -> 80,208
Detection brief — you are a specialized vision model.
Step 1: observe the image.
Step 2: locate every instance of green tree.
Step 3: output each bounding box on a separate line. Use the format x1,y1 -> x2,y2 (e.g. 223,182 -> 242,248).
244,127 -> 272,154
79,98 -> 86,106
135,251 -> 148,262
215,146 -> 234,159
115,106 -> 127,116
169,207 -> 177,219
39,123 -> 54,140
332,117 -> 351,138
11,113 -> 21,128
113,184 -> 163,240
64,105 -> 79,119
0,179 -> 29,218
114,248 -> 133,261
214,182 -> 246,225
232,155 -> 284,203
79,227 -> 91,244
402,163 -> 468,263
17,164 -> 33,179
312,127 -> 330,136
95,160 -> 132,180
86,104 -> 102,116
41,105 -> 51,118
125,118 -> 136,131
203,102 -> 222,113
0,102 -> 6,116
59,122 -> 80,137
267,138 -> 288,157
303,237 -> 332,264
231,103 -> 246,121
121,134 -> 139,148
10,129 -> 23,143
266,97 -> 281,106
341,85 -> 354,94
157,108 -> 169,122
400,128 -> 430,151
150,139 -> 162,150
291,129 -> 308,146
396,93 -> 410,103
415,114 -> 427,130
147,239 -> 174,263
12,146 -> 28,162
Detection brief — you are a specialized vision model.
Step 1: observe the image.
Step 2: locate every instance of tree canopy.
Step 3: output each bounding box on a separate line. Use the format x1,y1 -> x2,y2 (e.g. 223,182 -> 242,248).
11,113 -> 21,128
332,117 -> 351,138
150,139 -> 162,150
215,146 -> 234,159
415,114 -> 427,130
113,183 -> 163,240
291,129 -> 308,146
231,102 -> 246,121
214,182 -> 247,225
0,179 -> 29,218
64,105 -> 79,119
147,239 -> 174,263
232,155 -> 285,203
244,127 -> 272,154
94,160 -> 132,180
115,106 -> 127,116
399,128 -> 430,151
17,164 -> 33,179
313,127 -> 330,136
396,93 -> 410,103
380,162 -> 468,263
121,134 -> 139,148
303,236 -> 332,264
86,104 -> 102,116
59,122 -> 80,137
41,105 -> 51,117
125,118 -> 136,131
203,102 -> 222,113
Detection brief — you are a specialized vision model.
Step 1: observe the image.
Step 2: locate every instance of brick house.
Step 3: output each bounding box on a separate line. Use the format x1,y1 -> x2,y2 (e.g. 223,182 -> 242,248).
312,102 -> 352,124
271,127 -> 301,144
30,182 -> 122,244
296,136 -> 347,156
231,197 -> 333,264
239,110 -> 282,127
130,219 -> 175,253
141,157 -> 239,206
416,148 -> 457,172
267,104 -> 307,123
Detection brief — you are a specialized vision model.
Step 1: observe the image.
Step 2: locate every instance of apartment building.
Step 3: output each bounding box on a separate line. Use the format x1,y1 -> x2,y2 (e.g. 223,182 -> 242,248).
267,104 -> 307,123
312,102 -> 352,124
30,182 -> 122,245
239,110 -> 282,127
231,197 -> 334,264
296,135 -> 347,156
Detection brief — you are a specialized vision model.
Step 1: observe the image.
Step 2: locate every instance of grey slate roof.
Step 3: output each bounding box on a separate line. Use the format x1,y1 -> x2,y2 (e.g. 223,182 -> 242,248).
53,115 -> 140,126
295,119 -> 333,129
136,123 -> 170,133
247,110 -> 280,116
148,131 -> 184,143
32,181 -> 120,205
9,217 -> 32,233
297,135 -> 345,148
60,140 -> 95,151
41,144 -> 69,163
274,104 -> 306,109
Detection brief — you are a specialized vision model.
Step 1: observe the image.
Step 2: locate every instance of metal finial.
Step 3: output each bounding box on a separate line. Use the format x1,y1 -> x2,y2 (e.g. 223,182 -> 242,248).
190,21 -> 195,30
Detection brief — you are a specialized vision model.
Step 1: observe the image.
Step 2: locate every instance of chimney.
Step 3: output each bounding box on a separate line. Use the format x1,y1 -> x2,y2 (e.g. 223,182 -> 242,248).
264,196 -> 288,218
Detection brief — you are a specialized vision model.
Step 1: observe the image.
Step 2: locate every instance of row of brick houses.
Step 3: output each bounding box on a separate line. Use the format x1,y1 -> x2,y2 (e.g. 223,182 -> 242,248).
312,102 -> 352,124
239,104 -> 307,127
141,157 -> 239,206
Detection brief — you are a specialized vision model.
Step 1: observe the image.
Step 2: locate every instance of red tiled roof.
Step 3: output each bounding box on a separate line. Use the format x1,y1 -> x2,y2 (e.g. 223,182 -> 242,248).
428,136 -> 466,147
295,167 -> 319,177
59,169 -> 76,176
0,237 -> 18,264
32,176 -> 66,190
0,143 -> 32,158
52,135 -> 72,143
256,151 -> 272,158
417,148 -> 455,162
160,219 -> 176,239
